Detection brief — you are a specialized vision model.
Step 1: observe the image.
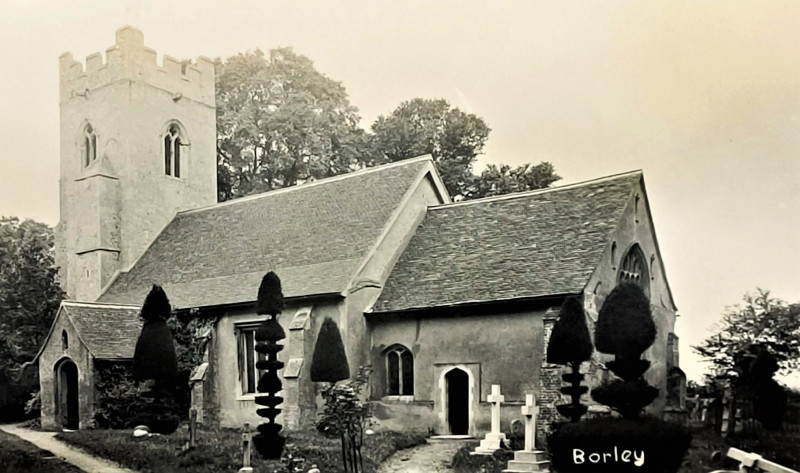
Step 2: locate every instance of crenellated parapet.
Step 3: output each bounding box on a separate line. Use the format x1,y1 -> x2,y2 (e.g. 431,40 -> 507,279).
59,26 -> 215,106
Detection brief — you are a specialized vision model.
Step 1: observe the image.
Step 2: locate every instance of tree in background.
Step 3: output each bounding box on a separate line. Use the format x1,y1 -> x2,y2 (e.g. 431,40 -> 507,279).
470,162 -> 561,200
546,296 -> 593,422
131,285 -> 180,434
252,271 -> 287,459
694,289 -> 800,379
370,98 -> 490,199
0,217 -> 64,420
216,49 -> 370,201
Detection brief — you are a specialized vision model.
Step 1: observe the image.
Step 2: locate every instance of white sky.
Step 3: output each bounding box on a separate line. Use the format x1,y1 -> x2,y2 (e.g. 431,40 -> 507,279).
1,0 -> 798,385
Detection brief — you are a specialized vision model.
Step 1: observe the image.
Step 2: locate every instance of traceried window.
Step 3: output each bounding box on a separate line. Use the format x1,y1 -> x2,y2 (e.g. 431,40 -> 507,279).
386,345 -> 414,396
618,244 -> 649,296
236,326 -> 266,395
83,123 -> 97,167
164,123 -> 183,177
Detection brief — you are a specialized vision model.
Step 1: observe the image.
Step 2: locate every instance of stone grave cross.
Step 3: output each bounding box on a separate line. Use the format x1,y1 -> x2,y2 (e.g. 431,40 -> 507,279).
521,394 -> 539,451
488,384 -> 505,435
238,423 -> 253,473
473,384 -> 508,455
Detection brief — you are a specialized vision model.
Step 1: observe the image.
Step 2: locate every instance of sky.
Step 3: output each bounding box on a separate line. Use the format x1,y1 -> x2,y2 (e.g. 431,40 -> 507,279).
0,0 -> 798,385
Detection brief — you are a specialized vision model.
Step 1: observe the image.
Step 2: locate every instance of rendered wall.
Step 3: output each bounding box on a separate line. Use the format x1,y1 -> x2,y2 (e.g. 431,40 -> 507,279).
368,309 -> 547,436
211,301 -> 342,429
582,178 -> 679,416
38,309 -> 95,431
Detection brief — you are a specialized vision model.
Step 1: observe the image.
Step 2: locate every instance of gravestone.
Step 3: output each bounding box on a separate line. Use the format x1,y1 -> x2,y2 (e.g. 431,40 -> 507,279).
473,385 -> 507,455
238,423 -> 253,473
503,394 -> 550,473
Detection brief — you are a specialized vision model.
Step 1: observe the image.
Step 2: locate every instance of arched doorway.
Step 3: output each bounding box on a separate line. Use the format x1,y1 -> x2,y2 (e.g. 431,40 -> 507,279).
445,368 -> 469,435
56,359 -> 79,430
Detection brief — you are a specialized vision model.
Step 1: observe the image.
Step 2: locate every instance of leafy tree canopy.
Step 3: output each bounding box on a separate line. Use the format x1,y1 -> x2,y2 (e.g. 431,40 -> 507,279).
470,162 -> 561,200
0,217 -> 64,382
694,289 -> 800,379
370,98 -> 489,199
216,48 -> 370,201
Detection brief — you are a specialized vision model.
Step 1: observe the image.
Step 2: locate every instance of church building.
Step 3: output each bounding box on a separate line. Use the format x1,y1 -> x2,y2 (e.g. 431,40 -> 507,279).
35,27 -> 683,437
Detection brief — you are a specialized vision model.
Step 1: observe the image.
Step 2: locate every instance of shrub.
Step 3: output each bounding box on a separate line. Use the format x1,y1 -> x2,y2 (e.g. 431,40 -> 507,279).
594,283 -> 655,359
310,318 -> 350,383
547,417 -> 691,473
591,283 -> 657,419
546,296 -> 593,422
252,271 -> 287,459
131,285 -> 180,434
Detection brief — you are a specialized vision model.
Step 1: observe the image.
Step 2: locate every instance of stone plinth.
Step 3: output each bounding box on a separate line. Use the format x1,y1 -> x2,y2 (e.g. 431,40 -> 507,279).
503,449 -> 550,472
472,432 -> 508,455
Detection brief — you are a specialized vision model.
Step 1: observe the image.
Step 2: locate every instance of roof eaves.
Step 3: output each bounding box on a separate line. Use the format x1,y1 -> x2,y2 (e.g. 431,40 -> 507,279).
62,305 -> 98,359
431,170 -> 644,210
369,292 -> 580,316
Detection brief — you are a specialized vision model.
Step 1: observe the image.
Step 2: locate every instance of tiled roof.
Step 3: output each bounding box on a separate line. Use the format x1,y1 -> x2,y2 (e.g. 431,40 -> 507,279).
373,171 -> 642,313
64,302 -> 142,359
99,158 -> 431,308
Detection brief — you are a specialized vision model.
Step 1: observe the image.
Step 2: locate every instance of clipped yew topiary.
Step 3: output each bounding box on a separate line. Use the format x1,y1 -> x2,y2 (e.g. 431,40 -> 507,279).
548,283 -> 691,473
252,271 -> 286,459
131,285 -> 180,434
591,283 -> 658,418
546,296 -> 593,422
310,318 -> 350,383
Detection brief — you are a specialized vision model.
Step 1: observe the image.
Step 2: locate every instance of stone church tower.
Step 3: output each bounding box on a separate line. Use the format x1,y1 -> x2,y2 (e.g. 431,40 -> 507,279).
55,26 -> 217,301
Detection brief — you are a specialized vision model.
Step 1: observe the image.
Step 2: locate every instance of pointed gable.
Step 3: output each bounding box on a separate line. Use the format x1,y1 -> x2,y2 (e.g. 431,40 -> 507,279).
98,157 -> 432,308
373,172 -> 642,313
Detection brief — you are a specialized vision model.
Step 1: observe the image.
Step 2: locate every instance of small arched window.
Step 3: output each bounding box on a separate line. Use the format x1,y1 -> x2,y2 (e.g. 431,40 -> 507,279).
62,330 -> 69,351
386,345 -> 414,396
83,123 -> 97,167
164,123 -> 183,177
618,244 -> 649,296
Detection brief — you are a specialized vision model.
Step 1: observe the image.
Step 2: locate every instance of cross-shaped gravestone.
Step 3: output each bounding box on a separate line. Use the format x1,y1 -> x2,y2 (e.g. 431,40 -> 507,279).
238,423 -> 253,473
472,384 -> 508,455
520,394 -> 539,451
487,384 -> 505,435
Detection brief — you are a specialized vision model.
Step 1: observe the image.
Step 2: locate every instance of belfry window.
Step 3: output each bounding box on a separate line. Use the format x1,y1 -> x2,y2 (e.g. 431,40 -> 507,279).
386,345 -> 414,396
164,124 -> 182,177
83,123 -> 97,167
618,244 -> 649,296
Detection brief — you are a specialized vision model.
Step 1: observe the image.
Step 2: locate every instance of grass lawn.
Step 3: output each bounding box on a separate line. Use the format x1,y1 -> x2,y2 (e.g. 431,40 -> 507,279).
56,425 -> 425,473
0,429 -> 85,473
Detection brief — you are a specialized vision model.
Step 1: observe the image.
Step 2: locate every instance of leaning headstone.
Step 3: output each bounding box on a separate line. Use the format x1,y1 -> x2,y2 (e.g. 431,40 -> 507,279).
503,395 -> 550,472
473,384 -> 507,455
238,423 -> 254,473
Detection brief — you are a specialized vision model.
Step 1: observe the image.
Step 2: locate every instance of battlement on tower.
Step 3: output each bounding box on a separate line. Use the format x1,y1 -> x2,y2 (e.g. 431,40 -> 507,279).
59,26 -> 215,106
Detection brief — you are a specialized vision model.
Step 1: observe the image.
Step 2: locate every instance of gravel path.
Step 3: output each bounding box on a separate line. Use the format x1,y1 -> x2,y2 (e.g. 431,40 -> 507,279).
0,424 -> 138,473
378,438 -> 471,473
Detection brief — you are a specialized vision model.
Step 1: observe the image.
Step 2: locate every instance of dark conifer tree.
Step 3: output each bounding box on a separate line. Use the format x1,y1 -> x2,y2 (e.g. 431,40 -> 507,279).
591,283 -> 658,419
252,272 -> 286,459
310,318 -> 350,383
546,296 -> 593,422
131,285 -> 180,434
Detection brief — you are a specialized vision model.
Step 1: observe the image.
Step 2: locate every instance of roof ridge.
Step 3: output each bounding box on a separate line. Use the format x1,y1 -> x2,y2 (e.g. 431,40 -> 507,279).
62,300 -> 142,309
179,155 -> 434,216
432,169 -> 643,210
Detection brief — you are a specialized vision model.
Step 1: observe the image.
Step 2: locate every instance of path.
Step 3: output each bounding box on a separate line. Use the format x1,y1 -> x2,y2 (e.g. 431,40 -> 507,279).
0,424 -> 138,473
377,437 -> 471,473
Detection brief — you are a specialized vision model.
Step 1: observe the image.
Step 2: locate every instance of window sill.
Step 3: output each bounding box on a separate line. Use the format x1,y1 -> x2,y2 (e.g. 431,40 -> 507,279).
236,394 -> 257,401
382,395 -> 415,403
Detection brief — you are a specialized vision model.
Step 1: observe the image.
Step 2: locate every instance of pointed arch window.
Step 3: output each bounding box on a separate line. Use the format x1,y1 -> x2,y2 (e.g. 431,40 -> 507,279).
164,123 -> 183,178
618,244 -> 649,296
386,345 -> 414,396
83,123 -> 97,167
62,330 -> 69,351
